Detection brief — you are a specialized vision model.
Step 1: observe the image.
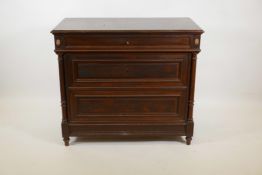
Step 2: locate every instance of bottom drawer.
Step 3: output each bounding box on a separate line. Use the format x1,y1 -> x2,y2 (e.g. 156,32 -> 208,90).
68,123 -> 186,137
67,88 -> 188,124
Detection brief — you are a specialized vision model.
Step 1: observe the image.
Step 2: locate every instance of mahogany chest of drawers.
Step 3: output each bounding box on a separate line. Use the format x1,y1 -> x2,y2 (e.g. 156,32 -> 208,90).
51,18 -> 204,146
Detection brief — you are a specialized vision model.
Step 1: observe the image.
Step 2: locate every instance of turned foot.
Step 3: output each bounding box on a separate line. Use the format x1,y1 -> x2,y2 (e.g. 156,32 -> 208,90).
63,137 -> 70,146
186,136 -> 192,145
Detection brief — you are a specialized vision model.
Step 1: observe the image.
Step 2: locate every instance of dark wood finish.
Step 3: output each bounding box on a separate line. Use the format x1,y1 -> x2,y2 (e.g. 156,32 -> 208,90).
52,18 -> 204,146
64,53 -> 190,87
52,18 -> 203,33
68,88 -> 187,123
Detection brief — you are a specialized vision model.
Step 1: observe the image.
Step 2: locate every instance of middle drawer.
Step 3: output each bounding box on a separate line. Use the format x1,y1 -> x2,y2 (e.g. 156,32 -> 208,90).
64,52 -> 190,87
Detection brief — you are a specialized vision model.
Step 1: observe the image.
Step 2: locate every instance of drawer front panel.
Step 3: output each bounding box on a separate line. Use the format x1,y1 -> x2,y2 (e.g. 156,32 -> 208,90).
59,34 -> 193,50
64,53 -> 190,87
77,62 -> 179,79
68,89 -> 187,124
77,96 -> 178,115
69,124 -> 186,137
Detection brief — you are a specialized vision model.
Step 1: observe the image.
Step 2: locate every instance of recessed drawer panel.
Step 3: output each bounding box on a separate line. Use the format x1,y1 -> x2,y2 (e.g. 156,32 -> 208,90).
64,53 -> 190,87
57,34 -> 193,50
68,89 -> 187,124
78,62 -> 180,79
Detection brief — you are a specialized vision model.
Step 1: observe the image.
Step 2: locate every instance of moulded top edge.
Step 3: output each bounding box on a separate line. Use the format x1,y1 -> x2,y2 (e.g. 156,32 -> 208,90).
51,18 -> 204,34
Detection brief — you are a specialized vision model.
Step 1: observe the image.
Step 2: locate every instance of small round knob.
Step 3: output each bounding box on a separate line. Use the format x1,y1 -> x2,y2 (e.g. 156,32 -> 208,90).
126,41 -> 130,45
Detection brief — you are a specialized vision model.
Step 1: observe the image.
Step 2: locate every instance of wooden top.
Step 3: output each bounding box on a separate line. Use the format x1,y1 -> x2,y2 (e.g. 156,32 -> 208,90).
51,18 -> 203,34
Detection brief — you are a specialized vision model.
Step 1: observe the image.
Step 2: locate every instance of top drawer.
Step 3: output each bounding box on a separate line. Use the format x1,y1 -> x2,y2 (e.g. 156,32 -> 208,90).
54,33 -> 200,51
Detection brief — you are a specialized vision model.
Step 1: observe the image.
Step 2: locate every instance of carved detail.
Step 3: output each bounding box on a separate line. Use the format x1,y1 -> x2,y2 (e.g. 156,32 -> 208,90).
56,39 -> 61,46
187,53 -> 197,121
57,54 -> 63,61
192,52 -> 197,60
194,38 -> 199,45
57,53 -> 68,124
185,52 -> 198,141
